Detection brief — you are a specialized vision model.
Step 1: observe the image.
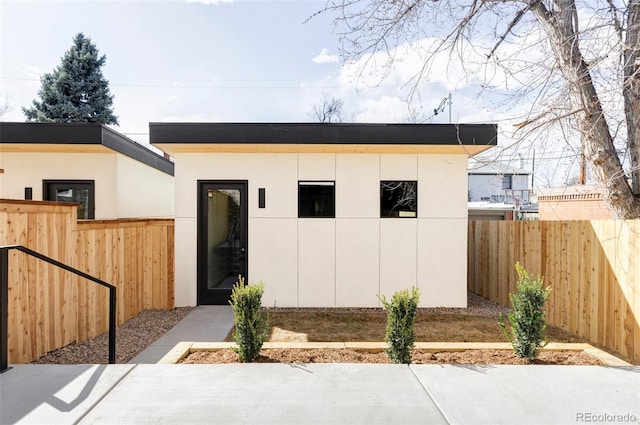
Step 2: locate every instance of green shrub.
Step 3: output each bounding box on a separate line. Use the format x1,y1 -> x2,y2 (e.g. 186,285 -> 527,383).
499,262 -> 552,361
380,287 -> 420,364
229,276 -> 268,362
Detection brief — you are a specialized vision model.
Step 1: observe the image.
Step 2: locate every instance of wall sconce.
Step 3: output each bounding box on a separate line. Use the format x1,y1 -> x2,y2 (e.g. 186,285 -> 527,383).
259,188 -> 265,208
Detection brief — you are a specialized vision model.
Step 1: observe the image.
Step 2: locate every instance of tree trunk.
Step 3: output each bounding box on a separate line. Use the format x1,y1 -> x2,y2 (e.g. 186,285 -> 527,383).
530,0 -> 640,218
624,0 -> 640,198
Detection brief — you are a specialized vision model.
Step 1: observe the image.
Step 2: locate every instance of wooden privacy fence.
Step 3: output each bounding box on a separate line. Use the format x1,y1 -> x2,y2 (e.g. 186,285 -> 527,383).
468,220 -> 640,362
0,199 -> 174,364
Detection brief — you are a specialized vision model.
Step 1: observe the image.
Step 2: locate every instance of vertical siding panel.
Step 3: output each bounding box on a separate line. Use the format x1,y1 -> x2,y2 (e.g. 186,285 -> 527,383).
2,201 -> 174,364
466,222 -> 473,292
143,225 -> 153,310
579,221 -> 591,340
568,221 -> 581,335
136,225 -> 145,313
152,226 -> 161,309
466,216 -> 639,362
124,225 -> 135,320
632,221 -> 640,362
587,221 -> 599,346
159,224 -> 168,309
167,222 -> 175,309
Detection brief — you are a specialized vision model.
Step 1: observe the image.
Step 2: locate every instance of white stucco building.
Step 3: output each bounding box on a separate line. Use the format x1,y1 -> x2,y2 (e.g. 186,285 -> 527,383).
0,122 -> 174,219
151,123 -> 496,308
467,159 -> 532,203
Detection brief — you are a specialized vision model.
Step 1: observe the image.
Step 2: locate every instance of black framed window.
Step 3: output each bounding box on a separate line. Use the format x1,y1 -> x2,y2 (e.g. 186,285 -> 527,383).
298,181 -> 335,218
43,180 -> 95,219
380,181 -> 417,218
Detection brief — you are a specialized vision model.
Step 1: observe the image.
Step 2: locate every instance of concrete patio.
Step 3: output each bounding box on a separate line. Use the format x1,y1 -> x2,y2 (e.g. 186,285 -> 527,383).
2,363 -> 638,424
1,305 -> 639,424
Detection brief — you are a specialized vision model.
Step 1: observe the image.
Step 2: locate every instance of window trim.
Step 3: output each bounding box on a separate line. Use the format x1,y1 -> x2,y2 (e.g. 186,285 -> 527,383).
298,180 -> 336,218
43,180 -> 96,219
380,180 -> 418,218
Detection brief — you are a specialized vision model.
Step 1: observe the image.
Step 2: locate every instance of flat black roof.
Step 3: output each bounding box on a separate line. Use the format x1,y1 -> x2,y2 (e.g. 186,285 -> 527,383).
149,123 -> 497,146
0,122 -> 174,176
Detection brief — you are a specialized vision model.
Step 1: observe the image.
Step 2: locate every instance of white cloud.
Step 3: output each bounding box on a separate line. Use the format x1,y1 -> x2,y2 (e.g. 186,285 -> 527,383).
351,96 -> 406,123
185,0 -> 234,5
312,48 -> 339,64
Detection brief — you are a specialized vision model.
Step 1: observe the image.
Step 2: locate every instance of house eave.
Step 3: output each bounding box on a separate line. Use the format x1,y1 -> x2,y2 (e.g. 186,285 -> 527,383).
0,122 -> 174,176
149,122 -> 497,156
152,142 -> 493,156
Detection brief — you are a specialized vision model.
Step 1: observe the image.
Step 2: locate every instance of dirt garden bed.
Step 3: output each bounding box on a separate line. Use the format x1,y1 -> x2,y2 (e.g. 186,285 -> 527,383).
176,294 -> 628,366
179,346 -> 607,365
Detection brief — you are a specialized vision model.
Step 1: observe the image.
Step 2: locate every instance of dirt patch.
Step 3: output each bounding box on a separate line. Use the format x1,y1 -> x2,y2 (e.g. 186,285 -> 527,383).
257,311 -> 584,343
223,294 -> 585,344
181,348 -> 604,365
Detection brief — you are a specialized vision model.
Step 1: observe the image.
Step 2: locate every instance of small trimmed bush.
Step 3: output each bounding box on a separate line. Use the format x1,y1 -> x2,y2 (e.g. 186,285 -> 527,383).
229,276 -> 268,362
499,262 -> 552,361
380,287 -> 420,364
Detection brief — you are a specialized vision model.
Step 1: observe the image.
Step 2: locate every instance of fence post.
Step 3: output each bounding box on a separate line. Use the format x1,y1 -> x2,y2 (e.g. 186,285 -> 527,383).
1,247 -> 9,373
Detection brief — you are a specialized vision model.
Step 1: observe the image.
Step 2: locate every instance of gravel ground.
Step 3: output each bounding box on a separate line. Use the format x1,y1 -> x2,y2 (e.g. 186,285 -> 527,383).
32,293 -> 509,365
32,307 -> 193,364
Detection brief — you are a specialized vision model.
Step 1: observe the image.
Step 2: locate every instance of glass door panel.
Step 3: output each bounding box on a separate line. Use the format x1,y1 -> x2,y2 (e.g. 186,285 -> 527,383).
199,181 -> 247,304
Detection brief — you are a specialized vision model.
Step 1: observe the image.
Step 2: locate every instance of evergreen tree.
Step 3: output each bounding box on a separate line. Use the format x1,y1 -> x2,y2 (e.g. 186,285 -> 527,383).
23,33 -> 118,125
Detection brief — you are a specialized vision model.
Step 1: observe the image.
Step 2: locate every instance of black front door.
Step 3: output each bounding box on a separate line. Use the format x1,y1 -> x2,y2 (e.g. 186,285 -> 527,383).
198,181 -> 248,305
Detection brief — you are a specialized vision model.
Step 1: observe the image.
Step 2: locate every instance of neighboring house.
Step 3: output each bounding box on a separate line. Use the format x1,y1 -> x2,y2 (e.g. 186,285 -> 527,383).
467,158 -> 535,220
0,122 -> 174,219
151,122 -> 496,308
538,185 -> 614,220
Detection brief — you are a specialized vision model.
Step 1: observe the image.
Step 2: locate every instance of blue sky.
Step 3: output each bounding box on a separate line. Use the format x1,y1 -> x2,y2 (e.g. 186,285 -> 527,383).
1,0 -> 595,187
0,1 -> 494,137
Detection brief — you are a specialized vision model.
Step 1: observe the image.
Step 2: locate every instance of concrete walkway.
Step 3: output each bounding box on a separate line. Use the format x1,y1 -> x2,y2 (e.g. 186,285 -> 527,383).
128,305 -> 234,364
1,306 -> 639,424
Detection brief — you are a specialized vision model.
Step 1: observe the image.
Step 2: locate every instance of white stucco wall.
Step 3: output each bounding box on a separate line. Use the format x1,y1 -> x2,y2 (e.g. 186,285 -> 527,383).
116,155 -> 174,218
173,152 -> 469,308
0,151 -> 174,219
0,152 -> 118,218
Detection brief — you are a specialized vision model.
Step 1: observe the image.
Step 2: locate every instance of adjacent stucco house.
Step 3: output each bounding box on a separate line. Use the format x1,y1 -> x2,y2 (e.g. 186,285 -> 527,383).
0,122 -> 174,219
151,123 -> 496,308
467,158 -> 532,203
467,158 -> 535,220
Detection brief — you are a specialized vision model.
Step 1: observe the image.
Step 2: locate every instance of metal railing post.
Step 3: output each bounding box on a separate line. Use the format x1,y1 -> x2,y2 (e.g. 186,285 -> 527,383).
108,287 -> 116,364
1,247 -> 9,373
0,244 -> 116,370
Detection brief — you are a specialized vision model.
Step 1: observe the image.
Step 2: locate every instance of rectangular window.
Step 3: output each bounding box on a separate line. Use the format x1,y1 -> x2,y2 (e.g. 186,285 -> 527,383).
502,175 -> 513,190
380,181 -> 417,218
298,181 -> 335,218
43,180 -> 95,219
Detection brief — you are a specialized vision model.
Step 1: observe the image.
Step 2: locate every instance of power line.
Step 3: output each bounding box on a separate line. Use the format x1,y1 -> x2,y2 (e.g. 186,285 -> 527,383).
0,75 -> 421,90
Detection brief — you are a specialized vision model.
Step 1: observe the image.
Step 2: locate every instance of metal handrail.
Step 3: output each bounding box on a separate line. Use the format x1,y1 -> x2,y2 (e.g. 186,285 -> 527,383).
1,245 -> 116,373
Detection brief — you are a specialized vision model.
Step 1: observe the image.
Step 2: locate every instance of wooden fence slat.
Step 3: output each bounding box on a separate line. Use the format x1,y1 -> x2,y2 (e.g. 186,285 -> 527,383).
1,201 -> 175,364
468,219 -> 640,363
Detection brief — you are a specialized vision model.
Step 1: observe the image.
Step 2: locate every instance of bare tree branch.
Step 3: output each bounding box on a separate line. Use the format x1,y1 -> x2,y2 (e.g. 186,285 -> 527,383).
317,0 -> 640,217
311,94 -> 345,123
